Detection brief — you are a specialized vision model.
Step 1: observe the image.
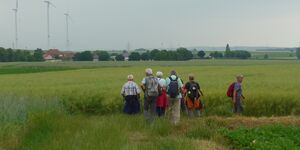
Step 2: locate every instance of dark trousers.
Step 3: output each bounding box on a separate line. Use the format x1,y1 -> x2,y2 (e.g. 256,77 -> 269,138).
156,107 -> 165,117
233,97 -> 244,113
144,96 -> 157,122
123,95 -> 140,114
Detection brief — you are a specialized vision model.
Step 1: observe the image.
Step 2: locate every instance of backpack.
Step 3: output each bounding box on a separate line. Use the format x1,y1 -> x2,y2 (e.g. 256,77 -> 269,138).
146,76 -> 159,97
226,82 -> 236,97
187,82 -> 199,100
168,76 -> 179,98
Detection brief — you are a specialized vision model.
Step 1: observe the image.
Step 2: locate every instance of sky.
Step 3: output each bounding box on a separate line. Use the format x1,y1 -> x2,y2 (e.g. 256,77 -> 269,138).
1,0 -> 300,51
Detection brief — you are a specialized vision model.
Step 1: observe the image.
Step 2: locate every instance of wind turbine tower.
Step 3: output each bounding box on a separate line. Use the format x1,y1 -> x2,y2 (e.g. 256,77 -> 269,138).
64,12 -> 71,50
44,0 -> 55,49
12,0 -> 19,49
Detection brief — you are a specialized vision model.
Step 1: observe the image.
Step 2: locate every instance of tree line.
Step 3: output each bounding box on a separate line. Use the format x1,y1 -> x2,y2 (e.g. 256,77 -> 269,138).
0,47 -> 44,62
4,44 -> 298,62
297,47 -> 300,59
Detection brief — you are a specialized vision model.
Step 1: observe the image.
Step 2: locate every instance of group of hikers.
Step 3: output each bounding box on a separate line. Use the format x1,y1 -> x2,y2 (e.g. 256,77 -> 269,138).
121,68 -> 244,124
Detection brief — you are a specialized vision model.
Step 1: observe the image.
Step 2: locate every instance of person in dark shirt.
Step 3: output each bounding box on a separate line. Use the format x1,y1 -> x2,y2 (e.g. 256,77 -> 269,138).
184,74 -> 204,117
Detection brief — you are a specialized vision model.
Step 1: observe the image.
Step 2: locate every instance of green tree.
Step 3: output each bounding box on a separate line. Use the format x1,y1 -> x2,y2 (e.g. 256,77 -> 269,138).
197,50 -> 206,59
264,54 -> 269,59
226,43 -> 231,51
209,51 -> 223,58
141,51 -> 150,60
233,50 -> 251,59
225,43 -> 233,58
176,47 -> 193,60
150,49 -> 160,60
96,51 -> 110,61
33,48 -> 44,61
74,51 -> 93,61
115,54 -> 124,61
129,52 -> 141,61
154,50 -> 169,61
297,47 -> 300,59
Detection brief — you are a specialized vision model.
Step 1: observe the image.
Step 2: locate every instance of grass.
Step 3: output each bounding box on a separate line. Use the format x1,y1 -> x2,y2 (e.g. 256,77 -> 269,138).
0,60 -> 300,149
222,125 -> 300,150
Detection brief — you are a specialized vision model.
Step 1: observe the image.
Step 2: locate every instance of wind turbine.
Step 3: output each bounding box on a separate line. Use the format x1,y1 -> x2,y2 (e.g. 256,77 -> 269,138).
64,12 -> 71,50
44,0 -> 55,49
12,0 -> 19,49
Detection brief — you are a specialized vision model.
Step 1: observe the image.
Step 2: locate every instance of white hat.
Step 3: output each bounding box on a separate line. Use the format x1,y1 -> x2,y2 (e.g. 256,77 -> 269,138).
127,74 -> 134,80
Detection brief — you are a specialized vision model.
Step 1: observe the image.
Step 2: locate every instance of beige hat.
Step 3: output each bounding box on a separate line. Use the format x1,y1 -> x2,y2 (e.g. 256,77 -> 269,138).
128,74 -> 134,80
236,74 -> 244,78
156,71 -> 163,77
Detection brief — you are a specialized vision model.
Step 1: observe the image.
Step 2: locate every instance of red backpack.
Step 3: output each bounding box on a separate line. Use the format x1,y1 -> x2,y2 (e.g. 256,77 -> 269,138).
226,82 -> 236,97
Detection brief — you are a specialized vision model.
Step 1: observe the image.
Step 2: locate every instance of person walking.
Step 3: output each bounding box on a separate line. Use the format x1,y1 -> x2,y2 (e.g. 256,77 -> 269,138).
227,74 -> 245,115
166,70 -> 183,125
141,68 -> 161,122
156,71 -> 168,117
185,74 -> 204,117
121,74 -> 141,114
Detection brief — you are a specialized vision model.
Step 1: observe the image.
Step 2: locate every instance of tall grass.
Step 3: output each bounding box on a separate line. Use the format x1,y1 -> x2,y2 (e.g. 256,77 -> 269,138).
0,96 -> 64,150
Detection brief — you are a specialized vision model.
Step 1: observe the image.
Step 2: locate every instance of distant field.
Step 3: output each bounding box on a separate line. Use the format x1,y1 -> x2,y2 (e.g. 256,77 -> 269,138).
1,60 -> 300,149
250,51 -> 297,60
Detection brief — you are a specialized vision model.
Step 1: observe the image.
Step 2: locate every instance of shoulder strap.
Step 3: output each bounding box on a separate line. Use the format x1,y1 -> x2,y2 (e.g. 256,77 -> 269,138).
169,76 -> 178,82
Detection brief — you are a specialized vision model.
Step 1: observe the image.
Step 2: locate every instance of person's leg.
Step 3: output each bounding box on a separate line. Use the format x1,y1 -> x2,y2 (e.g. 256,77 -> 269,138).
232,99 -> 237,114
187,98 -> 194,118
181,98 -> 188,116
236,98 -> 242,115
123,96 -> 130,114
128,96 -> 134,114
171,98 -> 181,125
156,107 -> 162,117
144,96 -> 150,120
132,96 -> 139,114
194,99 -> 201,117
147,96 -> 156,122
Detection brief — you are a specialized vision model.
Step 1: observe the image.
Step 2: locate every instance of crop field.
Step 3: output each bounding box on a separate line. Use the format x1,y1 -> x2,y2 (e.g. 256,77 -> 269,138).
1,60 -> 300,150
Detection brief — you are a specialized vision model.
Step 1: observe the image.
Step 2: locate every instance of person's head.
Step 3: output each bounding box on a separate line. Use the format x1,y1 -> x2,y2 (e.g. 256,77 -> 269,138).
188,74 -> 195,81
236,74 -> 244,83
127,74 -> 134,81
170,70 -> 177,76
156,71 -> 163,78
145,68 -> 153,76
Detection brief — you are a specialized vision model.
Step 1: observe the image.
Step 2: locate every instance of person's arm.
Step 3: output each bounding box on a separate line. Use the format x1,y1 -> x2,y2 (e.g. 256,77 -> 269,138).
199,89 -> 204,97
135,83 -> 141,99
233,90 -> 237,104
178,78 -> 184,93
141,78 -> 146,92
197,83 -> 204,96
241,94 -> 245,99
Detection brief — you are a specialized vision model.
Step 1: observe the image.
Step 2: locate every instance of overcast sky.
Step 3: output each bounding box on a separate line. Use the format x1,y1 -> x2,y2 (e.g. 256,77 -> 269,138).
1,0 -> 300,51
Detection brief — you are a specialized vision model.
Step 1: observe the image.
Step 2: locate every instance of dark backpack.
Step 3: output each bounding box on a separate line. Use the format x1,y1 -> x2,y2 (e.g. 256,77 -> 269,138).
187,82 -> 199,100
226,82 -> 236,97
146,76 -> 159,97
168,77 -> 179,98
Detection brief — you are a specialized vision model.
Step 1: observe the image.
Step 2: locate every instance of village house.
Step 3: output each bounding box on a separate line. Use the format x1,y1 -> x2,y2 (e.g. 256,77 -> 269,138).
43,49 -> 74,61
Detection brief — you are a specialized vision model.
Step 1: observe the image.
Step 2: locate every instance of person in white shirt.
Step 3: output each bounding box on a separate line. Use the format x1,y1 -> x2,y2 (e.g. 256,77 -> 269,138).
121,74 -> 141,114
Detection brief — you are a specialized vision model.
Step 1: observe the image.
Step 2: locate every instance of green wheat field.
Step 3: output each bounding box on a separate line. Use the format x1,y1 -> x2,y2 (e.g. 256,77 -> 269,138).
1,60 -> 300,150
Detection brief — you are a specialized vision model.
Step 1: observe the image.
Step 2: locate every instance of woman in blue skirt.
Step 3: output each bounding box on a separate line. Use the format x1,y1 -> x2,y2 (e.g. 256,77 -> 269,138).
121,74 -> 141,114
